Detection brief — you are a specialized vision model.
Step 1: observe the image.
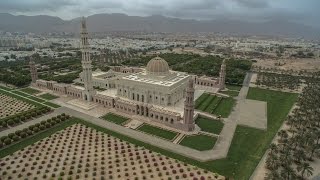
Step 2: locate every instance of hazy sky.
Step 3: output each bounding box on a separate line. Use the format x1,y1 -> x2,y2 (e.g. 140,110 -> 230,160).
0,0 -> 319,27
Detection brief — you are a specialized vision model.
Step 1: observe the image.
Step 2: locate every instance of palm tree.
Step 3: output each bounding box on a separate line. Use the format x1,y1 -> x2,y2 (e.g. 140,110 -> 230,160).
297,162 -> 313,179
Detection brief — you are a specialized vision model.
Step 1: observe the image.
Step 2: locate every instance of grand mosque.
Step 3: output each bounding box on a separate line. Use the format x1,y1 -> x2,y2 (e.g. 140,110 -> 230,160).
33,17 -> 226,132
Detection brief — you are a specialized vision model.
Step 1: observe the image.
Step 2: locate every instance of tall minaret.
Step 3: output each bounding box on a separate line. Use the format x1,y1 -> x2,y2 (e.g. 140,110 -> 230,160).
219,59 -> 226,90
80,17 -> 95,101
29,57 -> 38,83
183,78 -> 195,131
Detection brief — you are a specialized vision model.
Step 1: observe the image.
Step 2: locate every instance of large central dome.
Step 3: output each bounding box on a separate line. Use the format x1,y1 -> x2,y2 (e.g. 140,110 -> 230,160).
146,56 -> 170,75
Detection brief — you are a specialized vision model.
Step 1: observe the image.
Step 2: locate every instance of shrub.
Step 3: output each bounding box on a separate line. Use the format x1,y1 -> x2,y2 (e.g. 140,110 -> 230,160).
0,136 -> 8,142
27,130 -> 33,136
45,122 -> 51,128
15,130 -> 22,136
13,117 -> 20,123
28,125 -> 35,131
7,120 -> 15,126
8,133 -> 15,139
60,172 -> 65,176
40,121 -> 46,125
32,127 -> 40,133
0,121 -> 7,127
12,135 -> 20,141
4,138 -> 12,145
20,132 -> 27,138
35,123 -> 41,127
39,125 -> 46,130
0,142 -> 3,148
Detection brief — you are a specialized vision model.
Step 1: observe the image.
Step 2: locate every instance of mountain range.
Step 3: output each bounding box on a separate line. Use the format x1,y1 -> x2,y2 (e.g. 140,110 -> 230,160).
0,13 -> 319,39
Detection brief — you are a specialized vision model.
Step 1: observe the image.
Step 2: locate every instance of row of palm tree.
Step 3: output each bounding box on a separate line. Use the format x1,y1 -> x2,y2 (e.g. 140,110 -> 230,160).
252,65 -> 317,77
256,72 -> 301,90
265,81 -> 320,179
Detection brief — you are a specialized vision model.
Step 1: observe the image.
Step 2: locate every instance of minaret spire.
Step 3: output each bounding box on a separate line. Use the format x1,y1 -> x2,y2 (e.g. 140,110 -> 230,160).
80,17 -> 95,101
29,56 -> 38,84
183,78 -> 195,131
219,59 -> 226,90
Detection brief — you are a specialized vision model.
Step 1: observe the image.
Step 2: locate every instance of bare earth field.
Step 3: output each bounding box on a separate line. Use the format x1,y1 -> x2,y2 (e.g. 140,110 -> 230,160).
254,58 -> 320,71
0,93 -> 35,119
0,124 -> 224,180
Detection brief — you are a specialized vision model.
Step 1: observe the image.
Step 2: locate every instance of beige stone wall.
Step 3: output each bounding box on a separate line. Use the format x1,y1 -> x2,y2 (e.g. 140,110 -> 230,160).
66,86 -> 82,98
35,79 -> 192,131
194,76 -> 219,88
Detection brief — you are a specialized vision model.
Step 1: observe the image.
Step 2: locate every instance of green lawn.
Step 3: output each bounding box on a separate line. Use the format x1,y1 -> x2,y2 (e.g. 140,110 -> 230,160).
208,88 -> 298,179
19,87 -> 41,95
179,134 -> 217,151
205,96 -> 222,113
39,93 -> 59,100
196,116 -> 224,135
226,84 -> 242,91
26,96 -> 46,103
101,113 -> 129,125
221,90 -> 240,97
213,97 -> 236,118
137,124 -> 178,141
196,93 -> 235,118
43,102 -> 61,108
11,90 -> 31,97
0,85 -> 13,91
195,93 -> 210,108
196,94 -> 215,110
0,89 -> 43,107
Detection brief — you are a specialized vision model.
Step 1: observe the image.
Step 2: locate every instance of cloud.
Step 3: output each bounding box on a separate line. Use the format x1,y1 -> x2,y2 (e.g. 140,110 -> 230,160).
0,0 -> 319,28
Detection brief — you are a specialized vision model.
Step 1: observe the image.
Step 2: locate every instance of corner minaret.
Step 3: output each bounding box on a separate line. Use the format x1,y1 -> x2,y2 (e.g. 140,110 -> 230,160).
29,57 -> 38,83
183,78 -> 195,131
80,17 -> 95,101
219,59 -> 226,90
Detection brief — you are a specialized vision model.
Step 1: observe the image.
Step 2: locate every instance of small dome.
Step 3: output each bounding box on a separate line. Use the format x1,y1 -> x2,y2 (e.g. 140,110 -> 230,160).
146,56 -> 170,75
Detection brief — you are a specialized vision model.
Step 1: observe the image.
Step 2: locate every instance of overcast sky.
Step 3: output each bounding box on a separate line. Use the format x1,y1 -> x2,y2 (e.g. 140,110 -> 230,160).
0,0 -> 319,27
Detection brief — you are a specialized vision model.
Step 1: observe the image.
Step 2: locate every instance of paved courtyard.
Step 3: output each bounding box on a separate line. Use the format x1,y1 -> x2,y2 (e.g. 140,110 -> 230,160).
238,99 -> 267,130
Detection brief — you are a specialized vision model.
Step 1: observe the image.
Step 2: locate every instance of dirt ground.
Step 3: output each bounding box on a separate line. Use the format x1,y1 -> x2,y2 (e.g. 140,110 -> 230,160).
0,124 -> 224,180
254,58 -> 320,71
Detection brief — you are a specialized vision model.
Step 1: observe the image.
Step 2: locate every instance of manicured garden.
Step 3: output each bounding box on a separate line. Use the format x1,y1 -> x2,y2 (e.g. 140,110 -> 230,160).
26,96 -> 46,103
101,113 -> 129,125
43,102 -> 61,108
179,134 -> 217,151
137,124 -> 178,141
0,85 -> 13,91
0,88 -> 298,180
19,87 -> 41,95
221,90 -> 239,97
0,88 -> 44,107
195,93 -> 235,118
226,85 -> 242,91
0,107 -> 51,129
195,116 -> 224,135
39,93 -> 59,100
209,88 -> 298,179
0,114 -> 73,158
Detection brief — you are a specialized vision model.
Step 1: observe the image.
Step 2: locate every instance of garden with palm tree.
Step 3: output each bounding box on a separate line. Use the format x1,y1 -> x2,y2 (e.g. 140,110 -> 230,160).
265,81 -> 320,179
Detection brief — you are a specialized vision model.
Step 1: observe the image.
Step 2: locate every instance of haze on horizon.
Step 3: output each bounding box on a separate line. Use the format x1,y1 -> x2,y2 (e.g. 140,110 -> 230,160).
0,0 -> 319,28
